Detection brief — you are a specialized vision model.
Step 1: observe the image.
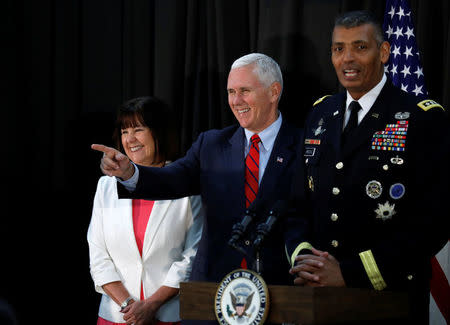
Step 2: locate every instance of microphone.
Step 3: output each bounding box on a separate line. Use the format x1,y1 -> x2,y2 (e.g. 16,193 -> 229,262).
253,200 -> 289,250
228,199 -> 262,253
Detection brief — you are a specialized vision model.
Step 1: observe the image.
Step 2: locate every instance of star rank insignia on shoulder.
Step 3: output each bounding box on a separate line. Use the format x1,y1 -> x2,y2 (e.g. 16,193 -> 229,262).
313,95 -> 331,107
417,99 -> 445,112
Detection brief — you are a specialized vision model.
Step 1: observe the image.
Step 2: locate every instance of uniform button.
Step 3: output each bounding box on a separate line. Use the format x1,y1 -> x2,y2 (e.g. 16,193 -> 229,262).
331,240 -> 339,247
245,240 -> 250,246
332,187 -> 340,195
336,162 -> 344,169
331,213 -> 338,221
407,275 -> 413,280
383,164 -> 389,171
305,158 -> 309,164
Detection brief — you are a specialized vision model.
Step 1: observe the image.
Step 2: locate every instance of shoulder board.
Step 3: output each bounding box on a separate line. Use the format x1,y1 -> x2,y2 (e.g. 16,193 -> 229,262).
313,95 -> 331,107
417,99 -> 445,112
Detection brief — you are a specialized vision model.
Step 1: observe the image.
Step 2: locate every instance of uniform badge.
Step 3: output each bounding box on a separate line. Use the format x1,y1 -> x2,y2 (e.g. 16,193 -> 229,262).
215,269 -> 269,325
308,176 -> 314,192
375,201 -> 396,221
390,156 -> 404,165
389,183 -> 405,200
371,121 -> 408,151
333,110 -> 339,116
395,112 -> 410,120
366,180 -> 383,199
304,147 -> 316,157
304,139 -> 321,145
417,99 -> 444,112
312,118 -> 326,136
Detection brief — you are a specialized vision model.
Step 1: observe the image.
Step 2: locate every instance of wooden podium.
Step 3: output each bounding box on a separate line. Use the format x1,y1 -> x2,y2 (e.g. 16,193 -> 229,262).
180,281 -> 410,324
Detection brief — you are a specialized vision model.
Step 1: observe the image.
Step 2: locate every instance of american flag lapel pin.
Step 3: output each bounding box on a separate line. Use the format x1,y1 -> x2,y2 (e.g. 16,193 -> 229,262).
277,156 -> 283,163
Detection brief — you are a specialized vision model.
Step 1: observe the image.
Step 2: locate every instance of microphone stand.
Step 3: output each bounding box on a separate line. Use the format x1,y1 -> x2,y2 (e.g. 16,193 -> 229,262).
253,224 -> 267,275
227,208 -> 257,258
255,249 -> 261,275
252,200 -> 289,275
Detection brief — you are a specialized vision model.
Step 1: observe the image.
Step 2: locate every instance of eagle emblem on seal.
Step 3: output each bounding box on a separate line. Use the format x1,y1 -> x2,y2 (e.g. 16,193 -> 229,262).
228,283 -> 255,319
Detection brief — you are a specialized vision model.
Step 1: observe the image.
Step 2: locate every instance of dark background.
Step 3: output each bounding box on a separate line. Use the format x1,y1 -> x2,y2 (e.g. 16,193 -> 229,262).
4,0 -> 449,323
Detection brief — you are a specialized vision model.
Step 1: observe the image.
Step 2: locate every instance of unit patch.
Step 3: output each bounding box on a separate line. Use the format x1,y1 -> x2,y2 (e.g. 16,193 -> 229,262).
389,183 -> 405,200
366,180 -> 383,199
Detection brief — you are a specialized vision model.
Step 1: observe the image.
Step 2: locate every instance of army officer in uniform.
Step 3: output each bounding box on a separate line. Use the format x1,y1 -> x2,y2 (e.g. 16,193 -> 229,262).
289,10 -> 449,324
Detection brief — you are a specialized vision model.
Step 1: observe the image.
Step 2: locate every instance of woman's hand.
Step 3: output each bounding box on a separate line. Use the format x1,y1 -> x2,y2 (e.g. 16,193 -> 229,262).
122,299 -> 158,325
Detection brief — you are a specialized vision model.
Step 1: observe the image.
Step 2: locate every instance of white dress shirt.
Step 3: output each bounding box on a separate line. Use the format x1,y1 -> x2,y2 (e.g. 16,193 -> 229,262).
343,73 -> 387,129
244,112 -> 282,184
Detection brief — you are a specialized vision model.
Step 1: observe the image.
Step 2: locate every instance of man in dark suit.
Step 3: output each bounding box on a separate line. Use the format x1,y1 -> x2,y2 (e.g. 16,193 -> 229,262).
93,53 -> 302,287
289,11 -> 449,324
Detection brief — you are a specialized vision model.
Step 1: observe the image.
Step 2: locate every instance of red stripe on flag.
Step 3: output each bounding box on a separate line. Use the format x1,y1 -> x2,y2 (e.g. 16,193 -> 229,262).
430,255 -> 450,324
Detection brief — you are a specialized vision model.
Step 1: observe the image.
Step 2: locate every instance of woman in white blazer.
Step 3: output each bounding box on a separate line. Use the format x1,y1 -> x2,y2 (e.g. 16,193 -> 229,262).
88,97 -> 203,325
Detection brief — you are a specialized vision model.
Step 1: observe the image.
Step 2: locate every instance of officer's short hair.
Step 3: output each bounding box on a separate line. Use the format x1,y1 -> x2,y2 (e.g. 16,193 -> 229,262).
334,10 -> 384,45
231,53 -> 283,95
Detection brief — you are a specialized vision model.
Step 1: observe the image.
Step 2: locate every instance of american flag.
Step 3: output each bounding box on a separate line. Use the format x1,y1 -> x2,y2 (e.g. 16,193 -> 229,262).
383,0 -> 426,96
383,1 -> 449,324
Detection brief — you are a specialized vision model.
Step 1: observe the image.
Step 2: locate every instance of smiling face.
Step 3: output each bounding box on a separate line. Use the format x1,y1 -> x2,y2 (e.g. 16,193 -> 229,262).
121,122 -> 158,167
331,23 -> 390,100
227,64 -> 281,133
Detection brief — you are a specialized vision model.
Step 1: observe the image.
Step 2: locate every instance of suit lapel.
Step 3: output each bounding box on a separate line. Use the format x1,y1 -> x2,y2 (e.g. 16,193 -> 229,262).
142,200 -> 171,258
227,127 -> 246,210
118,199 -> 142,260
258,121 -> 295,200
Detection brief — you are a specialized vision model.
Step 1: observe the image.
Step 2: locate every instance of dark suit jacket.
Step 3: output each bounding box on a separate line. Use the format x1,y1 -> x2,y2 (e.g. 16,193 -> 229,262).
118,118 -> 303,285
292,81 -> 449,323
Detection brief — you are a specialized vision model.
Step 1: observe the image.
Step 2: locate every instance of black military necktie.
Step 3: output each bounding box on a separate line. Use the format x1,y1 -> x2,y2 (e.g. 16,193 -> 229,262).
342,100 -> 362,145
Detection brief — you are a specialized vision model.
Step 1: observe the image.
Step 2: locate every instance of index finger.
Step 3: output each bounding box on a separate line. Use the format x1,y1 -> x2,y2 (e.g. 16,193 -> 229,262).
91,144 -> 117,156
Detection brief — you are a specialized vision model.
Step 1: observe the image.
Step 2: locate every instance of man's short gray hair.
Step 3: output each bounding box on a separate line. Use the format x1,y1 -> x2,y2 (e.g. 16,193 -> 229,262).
231,53 -> 283,92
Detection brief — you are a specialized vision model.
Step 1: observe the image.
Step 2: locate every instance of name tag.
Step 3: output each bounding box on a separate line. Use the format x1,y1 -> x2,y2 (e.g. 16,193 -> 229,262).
304,147 -> 316,157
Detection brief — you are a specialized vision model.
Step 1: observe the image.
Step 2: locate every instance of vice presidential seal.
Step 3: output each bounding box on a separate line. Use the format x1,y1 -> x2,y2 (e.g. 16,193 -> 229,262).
215,269 -> 269,325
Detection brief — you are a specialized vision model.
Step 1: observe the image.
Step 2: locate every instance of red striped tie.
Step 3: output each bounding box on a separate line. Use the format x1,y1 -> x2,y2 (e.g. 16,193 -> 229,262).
241,134 -> 261,269
245,134 -> 261,208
